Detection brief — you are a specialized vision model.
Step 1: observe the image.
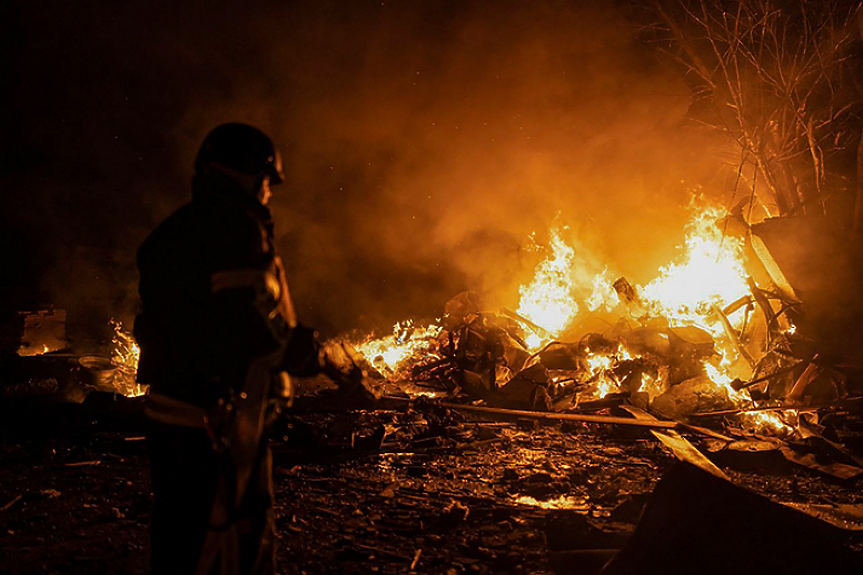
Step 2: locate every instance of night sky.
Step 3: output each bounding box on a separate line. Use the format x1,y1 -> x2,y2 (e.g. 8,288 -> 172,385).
3,0 -> 727,338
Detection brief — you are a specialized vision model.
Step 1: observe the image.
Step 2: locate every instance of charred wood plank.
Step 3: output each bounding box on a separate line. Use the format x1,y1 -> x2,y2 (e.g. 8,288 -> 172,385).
786,354 -> 823,403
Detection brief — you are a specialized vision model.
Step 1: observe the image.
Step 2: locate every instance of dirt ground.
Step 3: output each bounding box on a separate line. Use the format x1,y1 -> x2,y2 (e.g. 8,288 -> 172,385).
1,397 -> 863,574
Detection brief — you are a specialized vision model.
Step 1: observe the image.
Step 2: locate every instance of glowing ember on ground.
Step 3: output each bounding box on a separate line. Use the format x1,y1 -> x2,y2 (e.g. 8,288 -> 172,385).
514,494 -> 589,511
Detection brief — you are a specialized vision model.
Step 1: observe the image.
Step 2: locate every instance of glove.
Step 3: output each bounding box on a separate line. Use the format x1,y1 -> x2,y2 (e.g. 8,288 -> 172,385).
282,323 -> 322,377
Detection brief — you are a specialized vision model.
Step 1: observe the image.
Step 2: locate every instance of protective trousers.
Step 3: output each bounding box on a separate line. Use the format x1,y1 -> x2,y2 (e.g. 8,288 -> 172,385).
148,423 -> 275,575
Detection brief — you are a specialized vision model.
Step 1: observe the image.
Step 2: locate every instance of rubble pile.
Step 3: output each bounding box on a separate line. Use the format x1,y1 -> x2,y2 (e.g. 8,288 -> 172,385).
343,207 -> 863,484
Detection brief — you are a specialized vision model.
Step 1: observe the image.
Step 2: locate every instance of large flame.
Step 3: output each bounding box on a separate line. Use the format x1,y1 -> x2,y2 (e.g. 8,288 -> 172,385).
516,227 -> 579,347
639,206 -> 749,335
512,203 -> 789,431
514,230 -> 619,350
636,205 -> 754,379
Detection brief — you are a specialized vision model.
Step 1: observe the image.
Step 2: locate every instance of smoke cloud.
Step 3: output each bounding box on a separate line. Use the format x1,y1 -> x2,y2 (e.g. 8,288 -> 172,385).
4,0 -> 732,338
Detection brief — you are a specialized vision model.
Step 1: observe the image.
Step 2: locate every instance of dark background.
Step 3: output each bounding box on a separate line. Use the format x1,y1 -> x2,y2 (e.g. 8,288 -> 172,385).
1,0 -> 729,339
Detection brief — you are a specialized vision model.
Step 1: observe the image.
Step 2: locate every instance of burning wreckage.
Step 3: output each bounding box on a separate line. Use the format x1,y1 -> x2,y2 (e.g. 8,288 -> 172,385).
349,205 -> 851,444
311,203 -> 863,568
4,204 -> 863,572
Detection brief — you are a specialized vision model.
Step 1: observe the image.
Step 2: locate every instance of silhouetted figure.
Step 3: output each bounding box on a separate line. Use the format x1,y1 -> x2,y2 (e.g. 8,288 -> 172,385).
136,123 -> 303,574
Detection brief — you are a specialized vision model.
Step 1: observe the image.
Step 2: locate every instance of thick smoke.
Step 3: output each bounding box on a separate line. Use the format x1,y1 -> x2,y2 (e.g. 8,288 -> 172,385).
4,0 -> 730,338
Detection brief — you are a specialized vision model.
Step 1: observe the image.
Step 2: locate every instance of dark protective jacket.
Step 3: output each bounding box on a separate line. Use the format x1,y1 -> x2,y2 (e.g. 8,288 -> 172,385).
134,172 -> 296,407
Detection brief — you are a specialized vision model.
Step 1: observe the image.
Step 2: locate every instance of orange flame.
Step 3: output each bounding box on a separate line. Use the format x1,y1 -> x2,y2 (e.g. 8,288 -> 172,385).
513,202 -> 790,431
639,205 -> 749,337
516,227 -> 579,345
352,320 -> 442,377
110,320 -> 146,397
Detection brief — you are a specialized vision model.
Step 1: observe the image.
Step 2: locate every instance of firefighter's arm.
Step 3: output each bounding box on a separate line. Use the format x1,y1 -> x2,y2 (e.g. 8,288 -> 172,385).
317,342 -> 379,406
283,334 -> 378,406
281,323 -> 322,377
280,326 -> 359,386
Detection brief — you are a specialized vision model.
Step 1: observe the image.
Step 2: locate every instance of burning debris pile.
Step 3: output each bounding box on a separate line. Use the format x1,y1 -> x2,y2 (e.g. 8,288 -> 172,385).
342,203 -> 863,479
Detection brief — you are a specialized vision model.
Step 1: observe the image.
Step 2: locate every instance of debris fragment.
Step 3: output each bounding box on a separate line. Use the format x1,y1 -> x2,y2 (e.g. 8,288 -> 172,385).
601,463 -> 863,575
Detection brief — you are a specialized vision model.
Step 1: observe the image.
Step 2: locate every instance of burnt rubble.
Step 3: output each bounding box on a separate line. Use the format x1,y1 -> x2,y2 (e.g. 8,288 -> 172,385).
2,394 -> 863,574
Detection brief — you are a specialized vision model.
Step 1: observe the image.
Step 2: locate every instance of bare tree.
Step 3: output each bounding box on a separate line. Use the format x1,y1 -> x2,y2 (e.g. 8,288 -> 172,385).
634,0 -> 863,226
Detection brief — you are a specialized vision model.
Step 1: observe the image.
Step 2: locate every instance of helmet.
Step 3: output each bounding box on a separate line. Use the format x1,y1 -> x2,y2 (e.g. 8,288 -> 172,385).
194,123 -> 284,185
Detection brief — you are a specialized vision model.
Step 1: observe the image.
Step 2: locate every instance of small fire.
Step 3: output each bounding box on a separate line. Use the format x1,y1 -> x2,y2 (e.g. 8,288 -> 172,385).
110,320 -> 146,397
516,227 -> 579,348
352,320 -> 442,377
583,345 -> 641,398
